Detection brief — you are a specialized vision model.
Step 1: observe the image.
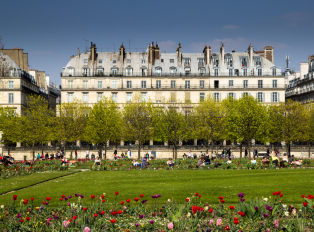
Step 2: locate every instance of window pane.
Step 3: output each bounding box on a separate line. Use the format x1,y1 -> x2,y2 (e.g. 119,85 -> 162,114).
171,81 -> 176,88
98,81 -> 102,88
156,81 -> 161,88
200,93 -> 205,102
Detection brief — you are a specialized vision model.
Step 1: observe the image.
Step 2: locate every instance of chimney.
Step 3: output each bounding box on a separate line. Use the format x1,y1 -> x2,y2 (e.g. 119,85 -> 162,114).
248,44 -> 254,67
154,42 -> 160,60
90,42 -> 97,63
148,44 -> 155,65
264,46 -> 274,63
203,45 -> 211,66
119,43 -> 125,65
77,48 -> 80,56
176,43 -> 182,67
220,43 -> 225,66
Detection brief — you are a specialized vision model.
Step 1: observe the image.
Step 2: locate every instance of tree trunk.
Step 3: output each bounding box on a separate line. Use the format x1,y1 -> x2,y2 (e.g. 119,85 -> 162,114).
71,142 -> 74,159
100,144 -> 103,159
8,145 -> 10,156
41,142 -> 44,155
206,143 -> 209,154
137,142 -> 141,159
64,142 -> 66,159
211,141 -> 214,155
287,142 -> 290,157
248,140 -> 251,159
240,143 -> 242,159
104,142 -> 107,159
174,144 -> 177,159
32,143 -> 35,161
308,141 -> 311,158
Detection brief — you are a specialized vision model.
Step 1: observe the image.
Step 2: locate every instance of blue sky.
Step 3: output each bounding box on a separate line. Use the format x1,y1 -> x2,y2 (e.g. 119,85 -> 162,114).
1,0 -> 313,84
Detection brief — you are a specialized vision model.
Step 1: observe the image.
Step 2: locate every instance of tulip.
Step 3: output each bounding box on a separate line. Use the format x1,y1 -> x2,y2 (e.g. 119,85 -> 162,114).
13,195 -> 17,201
303,202 -> 308,207
31,197 -> 34,201
216,218 -> 222,226
120,201 -> 124,205
91,195 -> 95,199
134,198 -> 139,201
126,199 -> 130,203
83,227 -> 91,232
195,193 -> 198,196
94,213 -> 98,217
167,222 -> 174,230
110,219 -> 116,224
115,191 -> 119,195
140,194 -> 144,198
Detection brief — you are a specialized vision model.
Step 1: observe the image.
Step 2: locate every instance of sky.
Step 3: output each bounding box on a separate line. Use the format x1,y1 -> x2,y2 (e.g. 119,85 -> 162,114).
1,0 -> 314,85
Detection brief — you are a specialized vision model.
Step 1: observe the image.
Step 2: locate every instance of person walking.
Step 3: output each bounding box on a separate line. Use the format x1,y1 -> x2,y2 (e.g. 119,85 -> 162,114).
86,150 -> 89,159
245,148 -> 248,158
75,150 -> 78,159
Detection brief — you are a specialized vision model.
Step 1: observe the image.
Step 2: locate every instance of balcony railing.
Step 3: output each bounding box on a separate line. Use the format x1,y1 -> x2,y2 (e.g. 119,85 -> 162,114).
62,84 -> 285,90
61,71 -> 285,78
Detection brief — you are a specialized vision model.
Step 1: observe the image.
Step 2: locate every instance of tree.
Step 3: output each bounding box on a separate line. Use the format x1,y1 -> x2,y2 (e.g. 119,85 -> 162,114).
0,107 -> 22,155
21,95 -> 54,160
305,103 -> 314,157
55,100 -> 88,158
153,101 -> 187,159
280,100 -> 307,156
85,97 -> 121,159
192,95 -> 225,154
266,104 -> 285,150
122,93 -> 154,159
223,95 -> 267,158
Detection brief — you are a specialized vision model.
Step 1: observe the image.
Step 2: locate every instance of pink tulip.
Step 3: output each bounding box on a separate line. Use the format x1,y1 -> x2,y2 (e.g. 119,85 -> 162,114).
273,220 -> 279,228
83,227 -> 91,232
167,222 -> 174,230
209,219 -> 214,225
63,220 -> 69,229
216,218 -> 222,226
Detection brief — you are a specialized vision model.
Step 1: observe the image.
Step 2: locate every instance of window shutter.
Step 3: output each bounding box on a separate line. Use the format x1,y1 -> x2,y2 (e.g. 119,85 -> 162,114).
263,93 -> 265,102
278,92 -> 280,102
271,92 -> 273,103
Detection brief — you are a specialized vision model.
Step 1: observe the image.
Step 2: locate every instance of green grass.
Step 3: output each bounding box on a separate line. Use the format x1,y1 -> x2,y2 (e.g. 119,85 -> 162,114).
0,171 -> 77,195
0,168 -> 313,206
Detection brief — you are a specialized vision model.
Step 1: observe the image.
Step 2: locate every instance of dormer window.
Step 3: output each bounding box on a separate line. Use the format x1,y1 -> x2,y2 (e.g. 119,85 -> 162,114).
127,59 -> 131,63
214,59 -> 219,67
184,59 -> 190,66
84,59 -> 88,63
198,59 -> 204,66
113,59 -> 117,64
170,59 -> 174,63
241,58 -> 247,67
98,59 -> 102,64
255,58 -> 262,66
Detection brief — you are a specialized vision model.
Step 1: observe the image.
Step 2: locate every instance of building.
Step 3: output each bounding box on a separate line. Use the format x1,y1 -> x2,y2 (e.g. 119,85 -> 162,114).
286,55 -> 314,103
0,48 -> 49,115
61,42 -> 285,106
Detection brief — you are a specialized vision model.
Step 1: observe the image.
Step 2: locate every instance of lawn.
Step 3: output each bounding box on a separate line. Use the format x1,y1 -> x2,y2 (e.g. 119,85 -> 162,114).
0,171 -> 78,195
0,168 -> 313,206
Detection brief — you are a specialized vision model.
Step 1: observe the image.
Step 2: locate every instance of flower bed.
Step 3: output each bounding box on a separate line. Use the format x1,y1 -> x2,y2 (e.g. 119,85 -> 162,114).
1,191 -> 314,231
0,160 -> 68,179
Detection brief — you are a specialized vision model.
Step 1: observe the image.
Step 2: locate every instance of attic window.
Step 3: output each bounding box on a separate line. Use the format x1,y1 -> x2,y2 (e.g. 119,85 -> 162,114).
84,59 -> 88,63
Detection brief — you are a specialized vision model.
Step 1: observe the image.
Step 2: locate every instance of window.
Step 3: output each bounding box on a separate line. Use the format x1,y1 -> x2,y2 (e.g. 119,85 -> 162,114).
83,68 -> 88,76
127,69 -> 132,76
272,69 -> 276,76
214,80 -> 219,88
242,58 -> 247,67
98,81 -> 102,88
229,80 -> 233,87
68,68 -> 73,76
258,69 -> 262,76
258,80 -> 263,88
185,81 -> 190,89
200,93 -> 205,102
226,58 -> 233,67
243,69 -> 247,76
243,80 -> 248,88
68,81 -> 73,88
8,93 -> 14,103
184,59 -> 190,65
142,59 -> 145,64
228,93 -> 234,99
156,80 -> 161,89
271,92 -> 278,103
127,81 -> 132,89
83,81 -> 88,88
97,93 -> 103,102
9,81 -> 14,89
127,93 -> 132,102
84,59 -> 88,63
98,59 -> 102,64
112,93 -> 117,103
112,80 -> 117,89
273,80 -> 277,88
229,69 -> 233,76
200,80 -> 205,88
257,92 -> 264,102
214,93 -> 220,102
112,69 -> 117,75
242,92 -> 249,97
83,93 -> 88,103
97,69 -> 103,74
141,81 -> 146,88
156,68 -> 162,76
199,68 -> 205,76
170,68 -> 176,76
171,81 -> 176,88
127,59 -> 131,63
214,69 -> 219,76
255,58 -> 261,66
198,58 -> 204,66
113,59 -> 117,63
141,92 -> 147,102
170,59 -> 174,63
68,93 -> 73,103
161,59 -> 164,63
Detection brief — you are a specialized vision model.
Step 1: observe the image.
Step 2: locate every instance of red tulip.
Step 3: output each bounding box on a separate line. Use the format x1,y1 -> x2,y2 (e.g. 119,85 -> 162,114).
117,210 -> 123,214
120,201 -> 124,205
110,219 -> 116,224
238,212 -> 245,217
303,202 -> 308,207
83,207 -> 87,211
209,209 -> 213,213
26,217 -> 30,221
126,199 -> 130,203
220,199 -> 225,203
20,219 -> 24,223
45,197 -> 51,201
185,198 -> 190,202
68,219 -> 72,223
140,194 -> 144,198
13,195 -> 17,201
198,195 -> 201,198
115,191 -> 119,195
101,195 -> 105,199
101,211 -> 105,215
218,196 -> 224,200
302,195 -> 305,198
102,199 -> 105,203
31,197 -> 34,201
280,194 -> 283,197
91,195 -> 95,199
59,198 -> 63,201
94,213 -> 98,217
111,211 -> 117,216
134,198 -> 139,201
195,193 -> 198,196
229,206 -> 235,210
61,195 -> 65,198
73,216 -> 77,220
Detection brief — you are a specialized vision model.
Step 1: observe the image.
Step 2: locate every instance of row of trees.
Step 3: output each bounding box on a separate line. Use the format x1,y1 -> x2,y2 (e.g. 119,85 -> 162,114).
0,94 -> 312,159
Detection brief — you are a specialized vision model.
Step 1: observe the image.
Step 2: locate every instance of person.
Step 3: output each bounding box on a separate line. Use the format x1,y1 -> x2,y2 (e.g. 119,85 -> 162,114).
197,157 -> 205,167
289,155 -> 294,164
75,150 -> 78,159
222,149 -> 225,157
114,149 -> 117,157
95,156 -> 101,166
103,150 -> 106,159
86,150 -> 89,159
281,153 -> 288,162
121,152 -> 124,159
226,158 -> 232,164
91,153 -> 95,159
251,157 -> 257,165
188,150 -> 192,159
292,158 -> 303,166
114,153 -> 117,160
141,157 -> 148,167
267,148 -> 270,157
193,153 -> 197,159
61,151 -> 64,159
204,155 -> 211,165
245,149 -> 248,158
262,156 -> 269,164
253,149 -> 256,158
271,152 -> 279,166
146,152 -> 149,159
37,153 -> 41,159
167,158 -> 174,168
45,153 -> 49,160
127,149 -> 131,158
199,151 -> 203,158
132,159 -> 142,168
61,157 -> 68,166
183,153 -> 187,159
41,154 -> 44,159
228,148 -> 231,158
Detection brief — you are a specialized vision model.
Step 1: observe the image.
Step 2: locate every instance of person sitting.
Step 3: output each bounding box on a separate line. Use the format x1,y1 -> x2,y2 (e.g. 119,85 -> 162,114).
37,153 -> 41,160
121,152 -> 124,159
291,159 -> 303,166
94,156 -> 101,166
271,153 -> 279,166
197,157 -> 205,167
193,153 -> 197,159
91,154 -> 95,160
132,159 -> 142,168
289,155 -> 294,164
204,156 -> 211,165
45,153 -> 49,160
262,156 -> 269,164
61,157 -> 68,166
251,157 -> 257,165
183,153 -> 187,159
226,158 -> 232,164
167,158 -> 174,168
212,153 -> 216,160
281,153 -> 288,162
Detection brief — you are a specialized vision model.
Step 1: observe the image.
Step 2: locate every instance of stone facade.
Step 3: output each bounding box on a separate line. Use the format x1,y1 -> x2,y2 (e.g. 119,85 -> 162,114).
61,42 -> 285,106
